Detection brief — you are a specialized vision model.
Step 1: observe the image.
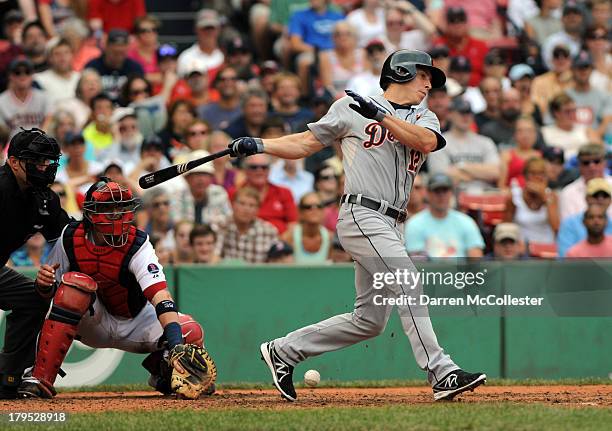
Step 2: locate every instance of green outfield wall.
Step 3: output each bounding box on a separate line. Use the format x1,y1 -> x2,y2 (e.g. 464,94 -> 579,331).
2,262 -> 611,386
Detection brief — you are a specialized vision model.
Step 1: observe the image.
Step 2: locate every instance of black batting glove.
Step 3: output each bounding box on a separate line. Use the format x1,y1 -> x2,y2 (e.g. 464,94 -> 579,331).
228,137 -> 264,158
345,90 -> 386,122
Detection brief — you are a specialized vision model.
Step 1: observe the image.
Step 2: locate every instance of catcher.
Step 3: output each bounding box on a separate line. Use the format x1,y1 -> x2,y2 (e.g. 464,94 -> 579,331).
17,177 -> 216,399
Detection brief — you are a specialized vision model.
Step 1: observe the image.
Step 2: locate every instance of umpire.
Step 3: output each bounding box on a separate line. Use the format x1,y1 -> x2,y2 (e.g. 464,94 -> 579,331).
0,128 -> 69,399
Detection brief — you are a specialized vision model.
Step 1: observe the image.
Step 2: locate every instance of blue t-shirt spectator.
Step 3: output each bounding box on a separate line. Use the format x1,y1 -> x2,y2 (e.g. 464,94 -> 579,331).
557,212 -> 612,257
288,7 -> 344,51
405,210 -> 485,258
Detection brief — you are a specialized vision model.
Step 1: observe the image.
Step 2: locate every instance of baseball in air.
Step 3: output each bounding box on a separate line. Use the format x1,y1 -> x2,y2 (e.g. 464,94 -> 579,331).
304,369 -> 320,387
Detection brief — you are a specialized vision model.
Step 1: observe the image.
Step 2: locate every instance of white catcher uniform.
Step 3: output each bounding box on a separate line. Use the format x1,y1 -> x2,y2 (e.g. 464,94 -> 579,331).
274,95 -> 458,385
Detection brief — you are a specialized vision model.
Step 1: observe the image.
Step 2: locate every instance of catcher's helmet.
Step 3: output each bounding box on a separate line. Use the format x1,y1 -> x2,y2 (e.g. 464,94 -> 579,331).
7,128 -> 60,188
83,177 -> 139,247
380,50 -> 446,90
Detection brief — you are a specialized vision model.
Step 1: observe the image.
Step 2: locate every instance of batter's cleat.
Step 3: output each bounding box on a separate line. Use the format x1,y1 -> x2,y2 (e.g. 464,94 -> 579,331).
17,377 -> 55,399
260,341 -> 296,402
432,369 -> 487,401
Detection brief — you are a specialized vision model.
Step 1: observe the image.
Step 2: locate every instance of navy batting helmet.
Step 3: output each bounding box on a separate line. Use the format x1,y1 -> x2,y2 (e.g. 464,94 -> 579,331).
380,50 -> 446,90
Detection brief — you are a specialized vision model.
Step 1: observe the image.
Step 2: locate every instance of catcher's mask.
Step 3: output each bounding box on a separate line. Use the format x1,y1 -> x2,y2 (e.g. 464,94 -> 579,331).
83,177 -> 139,247
8,128 -> 61,189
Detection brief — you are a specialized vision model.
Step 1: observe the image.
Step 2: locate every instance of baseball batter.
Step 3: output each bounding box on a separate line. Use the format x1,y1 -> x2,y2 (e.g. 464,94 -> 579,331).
228,50 -> 486,401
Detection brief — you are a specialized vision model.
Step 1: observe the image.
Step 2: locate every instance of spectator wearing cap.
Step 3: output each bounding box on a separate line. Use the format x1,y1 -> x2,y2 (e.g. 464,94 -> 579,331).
21,21 -> 49,73
584,26 -> 610,92
259,60 -> 281,98
426,85 -> 452,133
121,74 -> 173,139
405,173 -> 485,258
142,187 -> 175,251
380,3 -> 436,54
524,0 -> 563,48
319,21 -> 367,100
128,15 -> 162,85
266,240 -> 295,264
128,135 -> 174,195
270,72 -> 313,132
58,17 -> 101,73
106,107 -> 142,171
508,64 -> 543,125
229,153 -> 298,234
82,92 -> 115,159
171,150 -> 232,230
566,204 -> 612,258
503,156 -> 559,244
559,143 -> 612,220
55,132 -> 103,195
542,93 -> 601,160
433,7 -> 488,87
543,146 -> 578,190
189,223 -> 220,264
225,37 -> 257,82
558,178 -> 612,256
346,39 -> 386,96
177,9 -> 224,79
427,45 -> 462,97
216,187 -> 279,264
530,44 -> 574,117
448,55 -> 472,91
487,223 -> 526,261
566,51 -> 611,136
224,88 -> 269,139
463,51 -> 509,115
0,57 -> 51,136
542,3 -> 584,70
498,116 -> 541,189
428,97 -> 500,192
84,29 -> 145,102
444,0 -> 504,39
473,77 -> 502,130
481,88 -> 527,148
346,0 -> 385,48
34,38 -> 80,108
178,64 -> 212,110
287,0 -> 345,92
87,0 -> 145,34
281,192 -> 331,264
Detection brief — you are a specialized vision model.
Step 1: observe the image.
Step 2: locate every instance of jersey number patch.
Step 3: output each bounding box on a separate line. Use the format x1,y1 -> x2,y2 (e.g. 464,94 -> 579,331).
407,149 -> 422,173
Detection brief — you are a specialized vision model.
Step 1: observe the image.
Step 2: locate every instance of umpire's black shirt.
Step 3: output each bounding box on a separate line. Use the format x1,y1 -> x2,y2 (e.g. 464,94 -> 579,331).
0,164 -> 70,266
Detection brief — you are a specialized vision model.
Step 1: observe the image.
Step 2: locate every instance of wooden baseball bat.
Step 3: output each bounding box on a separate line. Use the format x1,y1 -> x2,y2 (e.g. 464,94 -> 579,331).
138,148 -> 232,189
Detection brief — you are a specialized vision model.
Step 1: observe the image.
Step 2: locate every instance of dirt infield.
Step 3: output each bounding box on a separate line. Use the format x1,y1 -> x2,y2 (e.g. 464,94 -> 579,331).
1,385 -> 611,413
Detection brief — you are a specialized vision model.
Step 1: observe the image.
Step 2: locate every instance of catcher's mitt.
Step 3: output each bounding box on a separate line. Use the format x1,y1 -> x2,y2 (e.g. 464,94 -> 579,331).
169,343 -> 217,399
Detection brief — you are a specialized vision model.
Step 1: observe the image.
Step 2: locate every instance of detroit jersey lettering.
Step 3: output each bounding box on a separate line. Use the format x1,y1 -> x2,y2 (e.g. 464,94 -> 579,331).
308,95 -> 445,210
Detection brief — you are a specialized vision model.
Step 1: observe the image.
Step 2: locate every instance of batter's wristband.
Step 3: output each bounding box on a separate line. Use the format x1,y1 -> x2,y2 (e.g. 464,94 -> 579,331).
155,299 -> 178,317
374,110 -> 386,122
254,137 -> 265,154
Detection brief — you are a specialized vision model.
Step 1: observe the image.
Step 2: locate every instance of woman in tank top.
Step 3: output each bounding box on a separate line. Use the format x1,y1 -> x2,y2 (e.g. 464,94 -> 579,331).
498,116 -> 541,189
318,21 -> 366,100
503,157 -> 559,244
282,192 -> 331,264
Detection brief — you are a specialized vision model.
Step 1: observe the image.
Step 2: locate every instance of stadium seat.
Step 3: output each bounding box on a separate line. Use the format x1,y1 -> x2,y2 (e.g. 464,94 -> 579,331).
528,242 -> 558,259
458,192 -> 507,226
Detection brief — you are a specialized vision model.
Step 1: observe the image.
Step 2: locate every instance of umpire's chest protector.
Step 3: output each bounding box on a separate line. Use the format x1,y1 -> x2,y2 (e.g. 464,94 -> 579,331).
63,222 -> 147,318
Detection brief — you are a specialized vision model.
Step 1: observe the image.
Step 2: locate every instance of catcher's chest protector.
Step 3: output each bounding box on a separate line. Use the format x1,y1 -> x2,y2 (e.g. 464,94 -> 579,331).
63,222 -> 147,318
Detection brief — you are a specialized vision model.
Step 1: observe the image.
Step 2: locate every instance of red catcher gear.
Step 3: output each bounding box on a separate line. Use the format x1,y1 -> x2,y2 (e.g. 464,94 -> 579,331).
63,221 -> 149,318
83,177 -> 139,247
32,272 -> 97,397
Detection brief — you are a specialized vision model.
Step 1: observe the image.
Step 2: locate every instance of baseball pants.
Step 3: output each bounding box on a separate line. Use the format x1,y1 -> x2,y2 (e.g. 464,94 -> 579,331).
274,204 -> 457,385
0,266 -> 50,389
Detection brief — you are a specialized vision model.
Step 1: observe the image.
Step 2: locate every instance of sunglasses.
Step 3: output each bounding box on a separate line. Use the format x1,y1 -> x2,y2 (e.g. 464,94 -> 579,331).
333,31 -> 352,36
300,203 -> 324,210
137,27 -> 158,34
153,200 -> 170,208
11,69 -> 32,76
318,175 -> 336,181
553,51 -> 570,59
592,192 -> 611,199
56,191 -> 66,197
580,158 -> 603,166
119,124 -> 138,133
246,164 -> 269,171
130,88 -> 149,97
188,129 -> 209,137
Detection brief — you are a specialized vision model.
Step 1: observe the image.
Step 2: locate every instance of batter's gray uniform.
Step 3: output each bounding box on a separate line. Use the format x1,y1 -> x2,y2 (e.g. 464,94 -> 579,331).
273,95 -> 458,385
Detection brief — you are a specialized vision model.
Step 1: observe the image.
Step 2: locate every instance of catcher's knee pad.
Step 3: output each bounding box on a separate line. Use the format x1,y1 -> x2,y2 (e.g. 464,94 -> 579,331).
32,272 -> 97,392
178,313 -> 204,347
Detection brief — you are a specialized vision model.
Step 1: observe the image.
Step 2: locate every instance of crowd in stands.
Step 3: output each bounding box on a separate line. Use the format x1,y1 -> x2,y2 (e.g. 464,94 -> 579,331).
0,0 -> 610,266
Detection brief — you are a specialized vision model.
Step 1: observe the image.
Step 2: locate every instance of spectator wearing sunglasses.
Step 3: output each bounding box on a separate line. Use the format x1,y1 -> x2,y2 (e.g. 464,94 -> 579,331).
557,178 -> 612,257
107,107 -> 142,171
584,26 -> 610,93
198,65 -> 242,131
281,192 -> 331,264
559,143 -> 612,221
0,58 -> 51,137
542,3 -> 584,71
142,187 -> 175,251
128,16 -> 162,84
531,45 -> 574,117
229,153 -> 297,234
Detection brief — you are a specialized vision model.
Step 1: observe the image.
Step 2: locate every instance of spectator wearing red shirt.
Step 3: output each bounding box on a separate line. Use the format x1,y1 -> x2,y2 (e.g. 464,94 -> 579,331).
433,7 -> 488,87
229,154 -> 297,234
88,0 -> 146,34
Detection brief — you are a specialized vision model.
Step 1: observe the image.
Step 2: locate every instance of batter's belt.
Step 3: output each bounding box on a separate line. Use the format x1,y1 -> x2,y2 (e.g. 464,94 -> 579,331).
341,194 -> 407,223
